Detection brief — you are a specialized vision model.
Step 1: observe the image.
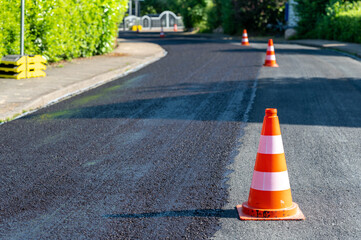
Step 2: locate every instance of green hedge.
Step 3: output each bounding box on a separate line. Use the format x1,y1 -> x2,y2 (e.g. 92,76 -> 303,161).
0,0 -> 128,62
316,1 -> 361,43
211,0 -> 287,35
295,0 -> 330,38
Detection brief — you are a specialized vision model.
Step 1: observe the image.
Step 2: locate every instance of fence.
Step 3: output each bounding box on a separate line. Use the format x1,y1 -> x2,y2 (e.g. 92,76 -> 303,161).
120,11 -> 184,31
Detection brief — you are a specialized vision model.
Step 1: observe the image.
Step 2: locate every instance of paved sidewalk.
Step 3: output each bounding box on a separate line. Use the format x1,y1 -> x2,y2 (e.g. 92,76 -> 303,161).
0,39 -> 166,122
289,39 -> 361,59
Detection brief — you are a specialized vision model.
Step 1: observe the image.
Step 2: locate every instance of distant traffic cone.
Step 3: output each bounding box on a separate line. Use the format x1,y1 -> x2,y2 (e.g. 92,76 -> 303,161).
241,29 -> 250,46
160,27 -> 165,38
237,108 -> 305,220
174,24 -> 178,32
263,39 -> 279,67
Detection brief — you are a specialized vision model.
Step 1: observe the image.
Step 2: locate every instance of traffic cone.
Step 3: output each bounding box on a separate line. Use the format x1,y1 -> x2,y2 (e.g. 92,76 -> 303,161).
242,29 -> 250,46
263,39 -> 279,67
237,108 -> 305,220
174,24 -> 178,32
160,27 -> 165,38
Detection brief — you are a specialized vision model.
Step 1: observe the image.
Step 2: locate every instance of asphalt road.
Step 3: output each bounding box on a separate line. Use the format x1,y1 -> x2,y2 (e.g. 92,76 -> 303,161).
0,32 -> 360,239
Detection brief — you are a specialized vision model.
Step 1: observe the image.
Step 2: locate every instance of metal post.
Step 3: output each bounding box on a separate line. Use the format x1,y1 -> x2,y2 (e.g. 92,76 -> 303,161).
129,0 -> 132,15
139,1 -> 141,17
20,0 -> 25,55
135,0 -> 138,17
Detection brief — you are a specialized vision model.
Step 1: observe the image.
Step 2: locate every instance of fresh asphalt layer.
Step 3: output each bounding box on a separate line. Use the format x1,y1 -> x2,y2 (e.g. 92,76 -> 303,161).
0,32 -> 360,239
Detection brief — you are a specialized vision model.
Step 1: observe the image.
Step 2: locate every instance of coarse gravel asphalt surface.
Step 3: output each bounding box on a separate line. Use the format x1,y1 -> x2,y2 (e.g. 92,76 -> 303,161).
0,32 -> 360,239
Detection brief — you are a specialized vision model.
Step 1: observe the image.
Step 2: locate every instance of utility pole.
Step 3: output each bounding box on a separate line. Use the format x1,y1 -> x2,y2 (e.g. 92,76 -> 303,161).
20,0 -> 25,55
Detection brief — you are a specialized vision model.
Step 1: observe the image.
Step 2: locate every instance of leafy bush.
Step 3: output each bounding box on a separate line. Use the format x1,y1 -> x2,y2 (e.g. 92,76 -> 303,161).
177,0 -> 208,29
316,0 -> 361,43
220,0 -> 237,34
234,0 -> 286,34
210,0 -> 287,35
0,0 -> 128,62
0,0 -> 20,58
295,0 -> 330,38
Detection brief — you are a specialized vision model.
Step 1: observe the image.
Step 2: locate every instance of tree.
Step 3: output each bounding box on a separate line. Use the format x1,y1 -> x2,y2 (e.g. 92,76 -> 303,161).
140,0 -> 173,15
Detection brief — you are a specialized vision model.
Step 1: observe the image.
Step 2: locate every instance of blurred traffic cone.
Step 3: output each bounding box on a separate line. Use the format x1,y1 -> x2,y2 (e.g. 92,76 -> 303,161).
160,27 -> 165,38
174,24 -> 178,32
263,39 -> 279,67
242,29 -> 250,46
237,108 -> 305,220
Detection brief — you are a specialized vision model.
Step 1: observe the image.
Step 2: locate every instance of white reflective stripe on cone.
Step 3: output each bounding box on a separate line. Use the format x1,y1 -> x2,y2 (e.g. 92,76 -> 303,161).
267,46 -> 275,51
265,55 -> 276,61
257,135 -> 284,154
251,170 -> 290,191
243,34 -> 248,37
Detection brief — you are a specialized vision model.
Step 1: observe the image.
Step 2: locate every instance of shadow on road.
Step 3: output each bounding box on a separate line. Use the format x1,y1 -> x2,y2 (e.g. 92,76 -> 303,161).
118,32 -> 348,58
104,208 -> 238,219
118,31 -> 234,47
25,77 -> 361,128
216,48 -> 342,57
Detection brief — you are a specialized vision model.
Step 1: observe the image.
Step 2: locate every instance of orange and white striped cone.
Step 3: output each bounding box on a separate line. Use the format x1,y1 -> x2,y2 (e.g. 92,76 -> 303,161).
237,108 -> 305,220
264,39 -> 279,67
174,24 -> 178,32
241,29 -> 250,46
160,27 -> 165,38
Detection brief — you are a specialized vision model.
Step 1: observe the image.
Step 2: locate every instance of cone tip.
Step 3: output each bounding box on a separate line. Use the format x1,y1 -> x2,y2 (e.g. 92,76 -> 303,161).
265,108 -> 277,116
243,29 -> 247,33
268,39 -> 274,45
